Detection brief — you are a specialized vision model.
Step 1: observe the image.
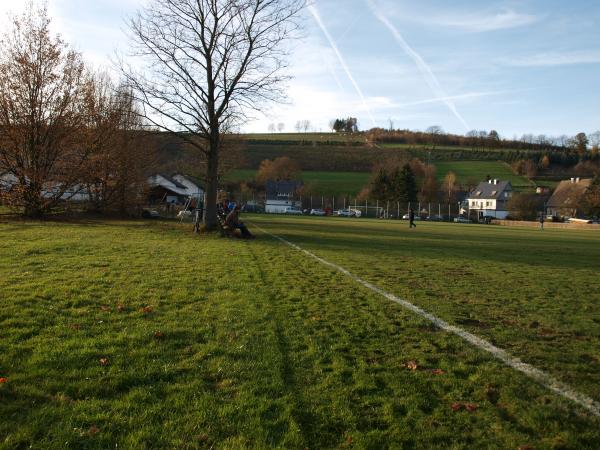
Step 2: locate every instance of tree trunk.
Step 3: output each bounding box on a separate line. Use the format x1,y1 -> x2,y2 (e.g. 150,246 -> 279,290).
203,133 -> 220,230
23,183 -> 45,218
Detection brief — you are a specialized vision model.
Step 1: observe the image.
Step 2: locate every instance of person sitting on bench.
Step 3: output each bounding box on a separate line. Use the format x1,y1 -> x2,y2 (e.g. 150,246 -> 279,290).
225,204 -> 254,239
217,199 -> 230,218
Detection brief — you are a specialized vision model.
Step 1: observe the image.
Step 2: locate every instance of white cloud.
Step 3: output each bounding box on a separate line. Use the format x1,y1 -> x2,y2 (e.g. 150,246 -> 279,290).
502,51 -> 600,67
430,9 -> 539,33
380,1 -> 539,33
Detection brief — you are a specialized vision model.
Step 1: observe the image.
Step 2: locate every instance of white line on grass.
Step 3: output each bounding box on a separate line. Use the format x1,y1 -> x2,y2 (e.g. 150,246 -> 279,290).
253,224 -> 600,417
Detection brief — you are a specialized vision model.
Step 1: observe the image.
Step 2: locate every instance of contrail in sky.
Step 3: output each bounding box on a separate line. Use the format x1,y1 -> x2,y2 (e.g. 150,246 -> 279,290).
367,0 -> 471,131
308,4 -> 377,127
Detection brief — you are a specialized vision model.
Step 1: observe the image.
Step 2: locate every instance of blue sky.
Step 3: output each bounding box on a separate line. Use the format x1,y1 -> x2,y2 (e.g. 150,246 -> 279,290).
1,0 -> 599,137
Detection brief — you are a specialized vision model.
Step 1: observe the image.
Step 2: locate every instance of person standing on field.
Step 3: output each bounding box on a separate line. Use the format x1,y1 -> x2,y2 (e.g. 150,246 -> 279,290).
409,208 -> 417,228
539,213 -> 545,230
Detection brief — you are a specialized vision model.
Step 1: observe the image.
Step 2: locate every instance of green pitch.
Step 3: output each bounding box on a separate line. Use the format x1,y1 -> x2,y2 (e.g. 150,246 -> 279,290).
0,217 -> 598,448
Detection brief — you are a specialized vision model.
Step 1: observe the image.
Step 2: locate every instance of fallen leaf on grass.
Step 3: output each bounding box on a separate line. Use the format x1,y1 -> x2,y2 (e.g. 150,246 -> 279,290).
88,425 -> 100,435
70,324 -> 81,330
517,446 -> 534,450
116,304 -> 126,312
153,331 -> 164,339
99,358 -> 110,366
431,369 -> 445,375
0,377 -> 8,384
142,306 -> 154,314
405,360 -> 418,370
100,305 -> 110,312
451,402 -> 479,412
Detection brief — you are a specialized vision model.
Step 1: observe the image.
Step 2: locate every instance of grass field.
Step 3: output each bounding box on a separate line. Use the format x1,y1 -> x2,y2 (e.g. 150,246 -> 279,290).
433,161 -> 533,189
228,161 -> 531,196
1,216 -> 599,448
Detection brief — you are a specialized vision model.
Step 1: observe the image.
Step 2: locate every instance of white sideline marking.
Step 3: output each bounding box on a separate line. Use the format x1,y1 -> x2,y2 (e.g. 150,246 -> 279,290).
253,224 -> 600,417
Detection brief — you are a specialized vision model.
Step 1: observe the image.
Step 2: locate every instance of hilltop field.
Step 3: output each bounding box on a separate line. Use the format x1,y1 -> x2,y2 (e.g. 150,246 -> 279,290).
1,216 -> 599,448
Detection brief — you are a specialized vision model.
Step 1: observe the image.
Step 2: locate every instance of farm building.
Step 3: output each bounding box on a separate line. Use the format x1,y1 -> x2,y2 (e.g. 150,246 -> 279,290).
546,178 -> 591,218
265,180 -> 303,213
467,179 -> 513,219
147,174 -> 204,205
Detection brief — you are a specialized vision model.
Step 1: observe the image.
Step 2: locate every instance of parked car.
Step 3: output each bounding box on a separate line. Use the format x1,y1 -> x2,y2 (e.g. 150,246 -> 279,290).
337,209 -> 356,217
142,209 -> 161,219
242,203 -> 264,213
283,206 -> 303,215
310,208 -> 326,216
427,215 -> 444,221
350,209 -> 363,218
401,214 -> 421,220
453,216 -> 471,223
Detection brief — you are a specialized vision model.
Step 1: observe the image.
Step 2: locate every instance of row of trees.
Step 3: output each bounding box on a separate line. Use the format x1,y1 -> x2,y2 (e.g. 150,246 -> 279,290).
367,127 -> 599,158
2,0 -> 305,227
358,158 -> 459,205
0,5 -> 152,217
330,117 -> 359,133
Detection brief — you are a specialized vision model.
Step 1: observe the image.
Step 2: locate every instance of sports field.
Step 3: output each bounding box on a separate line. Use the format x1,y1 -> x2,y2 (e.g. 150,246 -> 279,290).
1,217 -> 599,448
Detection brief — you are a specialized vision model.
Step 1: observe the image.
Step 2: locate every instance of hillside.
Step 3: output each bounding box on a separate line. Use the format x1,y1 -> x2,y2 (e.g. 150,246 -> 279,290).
154,132 -> 553,195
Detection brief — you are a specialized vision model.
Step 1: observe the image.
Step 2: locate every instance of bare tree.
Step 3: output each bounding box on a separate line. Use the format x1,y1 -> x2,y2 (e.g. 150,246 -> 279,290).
442,171 -> 457,202
268,123 -> 276,133
121,0 -> 304,229
295,119 -> 311,133
84,75 -> 155,214
426,125 -> 443,150
277,122 -> 285,133
0,3 -> 96,217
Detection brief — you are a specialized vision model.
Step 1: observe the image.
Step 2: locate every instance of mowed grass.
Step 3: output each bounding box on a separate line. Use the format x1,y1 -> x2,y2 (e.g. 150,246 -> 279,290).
1,218 -> 599,448
433,161 -> 532,188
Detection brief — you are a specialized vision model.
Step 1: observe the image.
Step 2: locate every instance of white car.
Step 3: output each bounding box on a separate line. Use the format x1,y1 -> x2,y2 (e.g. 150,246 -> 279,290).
336,209 -> 355,217
283,207 -> 303,215
310,208 -> 326,216
453,216 -> 471,223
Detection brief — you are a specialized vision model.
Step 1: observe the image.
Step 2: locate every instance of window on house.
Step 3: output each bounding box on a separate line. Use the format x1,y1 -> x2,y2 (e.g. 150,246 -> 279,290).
476,191 -> 482,196
491,191 -> 497,196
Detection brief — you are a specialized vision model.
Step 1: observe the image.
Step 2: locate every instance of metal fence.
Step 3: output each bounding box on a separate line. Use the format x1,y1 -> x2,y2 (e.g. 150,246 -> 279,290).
234,192 -> 464,220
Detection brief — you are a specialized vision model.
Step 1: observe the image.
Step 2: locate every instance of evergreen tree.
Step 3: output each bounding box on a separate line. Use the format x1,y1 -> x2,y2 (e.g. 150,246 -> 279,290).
396,164 -> 418,204
370,168 -> 390,201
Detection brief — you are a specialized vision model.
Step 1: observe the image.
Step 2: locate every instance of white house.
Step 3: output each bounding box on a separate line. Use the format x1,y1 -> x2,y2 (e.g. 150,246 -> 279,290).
147,174 -> 204,205
467,179 -> 513,219
265,180 -> 303,213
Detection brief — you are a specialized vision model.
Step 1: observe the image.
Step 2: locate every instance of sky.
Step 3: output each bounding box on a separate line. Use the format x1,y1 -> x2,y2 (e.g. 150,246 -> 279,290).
1,0 -> 599,138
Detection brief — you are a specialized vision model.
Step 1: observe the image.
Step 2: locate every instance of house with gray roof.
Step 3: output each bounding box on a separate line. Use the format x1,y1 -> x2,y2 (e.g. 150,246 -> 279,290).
467,179 -> 513,219
265,180 -> 303,213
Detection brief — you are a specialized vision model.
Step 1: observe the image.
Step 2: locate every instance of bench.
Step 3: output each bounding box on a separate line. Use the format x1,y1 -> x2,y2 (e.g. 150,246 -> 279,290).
216,212 -> 235,237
